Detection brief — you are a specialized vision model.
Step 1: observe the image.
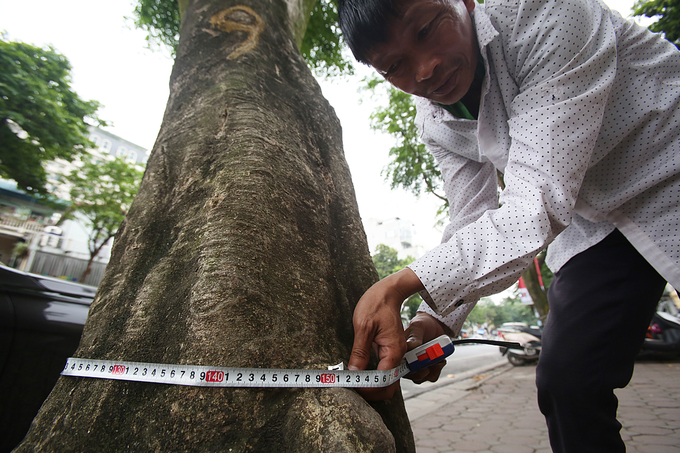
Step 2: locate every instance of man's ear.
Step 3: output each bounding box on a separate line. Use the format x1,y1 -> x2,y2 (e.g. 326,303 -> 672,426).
462,0 -> 476,14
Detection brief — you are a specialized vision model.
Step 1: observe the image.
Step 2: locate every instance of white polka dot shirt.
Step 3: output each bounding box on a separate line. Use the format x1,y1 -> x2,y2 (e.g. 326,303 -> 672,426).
408,0 -> 680,334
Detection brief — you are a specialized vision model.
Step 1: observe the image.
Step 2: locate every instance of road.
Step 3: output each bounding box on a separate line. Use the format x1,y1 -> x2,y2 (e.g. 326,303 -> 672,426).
400,343 -> 508,399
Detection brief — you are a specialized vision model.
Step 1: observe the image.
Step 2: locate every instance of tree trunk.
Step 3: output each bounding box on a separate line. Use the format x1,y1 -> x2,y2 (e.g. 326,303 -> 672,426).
79,257 -> 94,284
16,1 -> 415,451
521,258 -> 549,321
80,235 -> 112,283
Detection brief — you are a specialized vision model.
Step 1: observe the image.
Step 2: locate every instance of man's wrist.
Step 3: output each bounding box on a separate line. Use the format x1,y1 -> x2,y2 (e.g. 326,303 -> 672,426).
384,268 -> 425,308
413,311 -> 455,337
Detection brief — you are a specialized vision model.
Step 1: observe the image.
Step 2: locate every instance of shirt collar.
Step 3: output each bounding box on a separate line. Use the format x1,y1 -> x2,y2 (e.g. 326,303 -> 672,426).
471,1 -> 499,50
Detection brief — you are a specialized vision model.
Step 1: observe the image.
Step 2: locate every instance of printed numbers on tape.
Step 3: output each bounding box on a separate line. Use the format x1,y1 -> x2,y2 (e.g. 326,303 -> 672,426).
62,357 -> 411,388
61,335 -> 454,388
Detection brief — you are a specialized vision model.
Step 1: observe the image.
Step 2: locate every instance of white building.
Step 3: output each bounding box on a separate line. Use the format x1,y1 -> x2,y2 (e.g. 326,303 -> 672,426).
364,217 -> 427,259
44,126 -> 148,200
0,126 -> 148,285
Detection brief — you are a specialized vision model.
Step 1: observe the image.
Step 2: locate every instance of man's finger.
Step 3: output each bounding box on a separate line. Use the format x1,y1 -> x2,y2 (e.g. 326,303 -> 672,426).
407,360 -> 447,384
348,330 -> 373,371
405,326 -> 424,350
406,333 -> 423,351
425,360 -> 446,382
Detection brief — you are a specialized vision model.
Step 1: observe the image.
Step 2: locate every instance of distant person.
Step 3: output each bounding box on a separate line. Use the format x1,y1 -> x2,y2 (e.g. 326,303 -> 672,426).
337,0 -> 680,451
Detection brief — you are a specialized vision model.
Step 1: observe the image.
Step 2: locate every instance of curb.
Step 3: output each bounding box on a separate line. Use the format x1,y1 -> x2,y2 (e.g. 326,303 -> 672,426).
402,358 -> 512,401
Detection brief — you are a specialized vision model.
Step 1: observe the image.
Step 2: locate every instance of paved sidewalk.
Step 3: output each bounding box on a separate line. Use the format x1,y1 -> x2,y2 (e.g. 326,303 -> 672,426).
404,358 -> 680,453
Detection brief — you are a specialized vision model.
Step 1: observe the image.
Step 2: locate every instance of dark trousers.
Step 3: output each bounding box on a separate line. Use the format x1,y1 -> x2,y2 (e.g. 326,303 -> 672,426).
536,229 -> 667,453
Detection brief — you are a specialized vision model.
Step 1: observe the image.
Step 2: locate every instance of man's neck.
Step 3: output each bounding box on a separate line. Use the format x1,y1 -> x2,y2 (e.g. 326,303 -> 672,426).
460,74 -> 483,118
439,52 -> 485,120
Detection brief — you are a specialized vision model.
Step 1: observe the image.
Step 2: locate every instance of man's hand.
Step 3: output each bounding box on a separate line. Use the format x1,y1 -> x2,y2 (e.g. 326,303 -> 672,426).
349,268 -> 424,400
404,312 -> 451,384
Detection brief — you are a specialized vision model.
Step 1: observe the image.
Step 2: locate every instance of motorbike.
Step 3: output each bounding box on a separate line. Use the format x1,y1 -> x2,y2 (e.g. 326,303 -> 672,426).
498,326 -> 542,366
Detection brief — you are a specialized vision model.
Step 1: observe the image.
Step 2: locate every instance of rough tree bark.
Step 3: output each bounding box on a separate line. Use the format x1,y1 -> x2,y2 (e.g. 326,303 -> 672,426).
16,0 -> 415,451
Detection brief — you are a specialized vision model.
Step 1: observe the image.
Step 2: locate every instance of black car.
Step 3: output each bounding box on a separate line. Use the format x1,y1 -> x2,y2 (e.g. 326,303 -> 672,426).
0,265 -> 95,452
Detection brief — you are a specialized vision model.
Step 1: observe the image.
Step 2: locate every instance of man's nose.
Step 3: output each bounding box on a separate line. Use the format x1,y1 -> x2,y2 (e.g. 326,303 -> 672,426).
415,56 -> 440,83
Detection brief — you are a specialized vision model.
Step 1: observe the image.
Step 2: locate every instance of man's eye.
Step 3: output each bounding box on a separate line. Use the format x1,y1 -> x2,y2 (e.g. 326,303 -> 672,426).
380,62 -> 400,78
419,14 -> 441,39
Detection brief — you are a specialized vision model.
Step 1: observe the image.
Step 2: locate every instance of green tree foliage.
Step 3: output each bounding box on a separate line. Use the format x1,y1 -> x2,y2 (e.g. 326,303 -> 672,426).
465,296 -> 536,332
132,0 -> 181,53
633,0 -> 680,47
0,38 -> 102,195
300,0 -> 353,76
132,0 -> 353,76
64,156 -> 143,281
371,244 -> 423,321
366,77 -> 447,211
372,243 -> 412,279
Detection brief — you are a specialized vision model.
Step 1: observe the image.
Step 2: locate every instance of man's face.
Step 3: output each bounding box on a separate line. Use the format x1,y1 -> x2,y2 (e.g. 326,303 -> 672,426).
367,0 -> 478,105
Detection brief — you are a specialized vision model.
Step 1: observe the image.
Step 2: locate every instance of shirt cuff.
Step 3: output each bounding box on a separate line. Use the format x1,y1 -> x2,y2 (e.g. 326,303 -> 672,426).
417,299 -> 479,337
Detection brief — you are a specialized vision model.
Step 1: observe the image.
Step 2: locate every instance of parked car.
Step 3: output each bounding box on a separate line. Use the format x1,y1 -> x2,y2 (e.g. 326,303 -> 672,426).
496,322 -> 529,337
0,264 -> 95,452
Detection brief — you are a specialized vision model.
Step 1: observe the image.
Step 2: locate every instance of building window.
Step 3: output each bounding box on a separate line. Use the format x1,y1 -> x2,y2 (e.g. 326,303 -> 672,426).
116,146 -> 128,158
127,150 -> 137,164
101,139 -> 112,152
89,134 -> 101,147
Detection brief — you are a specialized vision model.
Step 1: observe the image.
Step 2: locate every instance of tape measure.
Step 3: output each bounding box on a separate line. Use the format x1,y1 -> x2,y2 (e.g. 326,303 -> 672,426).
61,335 -> 454,388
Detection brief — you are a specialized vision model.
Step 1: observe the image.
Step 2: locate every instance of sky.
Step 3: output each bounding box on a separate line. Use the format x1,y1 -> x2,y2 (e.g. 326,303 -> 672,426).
0,0 -> 650,254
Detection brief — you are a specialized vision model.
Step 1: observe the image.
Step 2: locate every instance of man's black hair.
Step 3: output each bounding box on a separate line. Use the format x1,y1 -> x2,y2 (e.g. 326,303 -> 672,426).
337,0 -> 402,65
